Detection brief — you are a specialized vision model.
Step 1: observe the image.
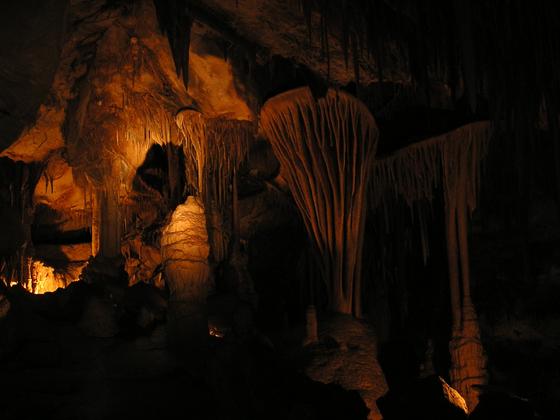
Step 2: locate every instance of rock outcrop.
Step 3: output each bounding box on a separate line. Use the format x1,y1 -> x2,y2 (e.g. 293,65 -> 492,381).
303,314 -> 388,420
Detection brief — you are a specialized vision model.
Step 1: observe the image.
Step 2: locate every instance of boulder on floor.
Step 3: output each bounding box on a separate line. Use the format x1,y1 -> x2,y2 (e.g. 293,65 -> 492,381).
303,314 -> 388,420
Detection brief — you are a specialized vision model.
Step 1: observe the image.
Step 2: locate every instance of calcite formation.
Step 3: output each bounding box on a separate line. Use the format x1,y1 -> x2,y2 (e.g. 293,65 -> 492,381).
0,1 -> 552,418
261,87 -> 378,316
161,196 -> 210,350
304,314 -> 388,420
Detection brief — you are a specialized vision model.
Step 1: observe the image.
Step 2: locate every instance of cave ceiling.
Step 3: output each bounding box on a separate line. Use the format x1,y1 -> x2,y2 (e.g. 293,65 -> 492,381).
0,0 -> 423,163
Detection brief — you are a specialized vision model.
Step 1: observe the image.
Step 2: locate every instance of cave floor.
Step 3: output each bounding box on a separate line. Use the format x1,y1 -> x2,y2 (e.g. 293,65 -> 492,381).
0,325 -> 217,420
0,288 -> 370,420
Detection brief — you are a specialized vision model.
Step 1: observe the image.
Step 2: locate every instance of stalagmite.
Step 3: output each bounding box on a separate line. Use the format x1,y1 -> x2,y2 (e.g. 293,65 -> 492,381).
372,121 -> 492,411
447,140 -> 488,413
161,196 -> 210,351
261,87 -> 378,316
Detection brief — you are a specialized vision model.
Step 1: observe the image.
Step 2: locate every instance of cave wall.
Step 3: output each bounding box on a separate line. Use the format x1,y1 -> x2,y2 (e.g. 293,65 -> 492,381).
0,0 -> 69,152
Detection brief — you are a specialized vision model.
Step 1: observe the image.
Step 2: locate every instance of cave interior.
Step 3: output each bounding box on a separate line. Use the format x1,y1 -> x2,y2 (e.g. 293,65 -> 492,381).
0,1 -> 559,419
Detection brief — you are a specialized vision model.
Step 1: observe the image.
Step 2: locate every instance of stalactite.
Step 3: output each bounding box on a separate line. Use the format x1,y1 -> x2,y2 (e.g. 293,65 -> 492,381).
176,110 -> 254,264
448,142 -> 488,412
372,121 -> 492,410
372,121 -> 491,211
166,142 -> 181,208
260,87 -> 378,316
296,0 -> 560,180
153,0 -> 193,89
0,163 -> 43,289
371,121 -> 491,265
175,110 -> 205,193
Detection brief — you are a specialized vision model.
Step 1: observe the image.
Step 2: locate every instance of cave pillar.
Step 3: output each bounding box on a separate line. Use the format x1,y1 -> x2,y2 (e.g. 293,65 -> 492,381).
98,185 -> 121,259
448,164 -> 487,412
161,196 -> 210,353
449,301 -> 487,413
445,192 -> 462,334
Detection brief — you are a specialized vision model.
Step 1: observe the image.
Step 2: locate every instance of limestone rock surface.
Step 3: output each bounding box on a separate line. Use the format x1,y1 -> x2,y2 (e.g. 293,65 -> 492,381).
161,196 -> 210,349
303,314 -> 388,420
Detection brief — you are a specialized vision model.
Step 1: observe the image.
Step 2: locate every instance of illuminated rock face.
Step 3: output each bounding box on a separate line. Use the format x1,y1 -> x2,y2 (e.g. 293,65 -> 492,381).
161,196 -> 210,350
0,0 -> 68,155
261,87 -> 378,316
188,34 -> 254,120
304,315 -> 388,420
26,260 -> 68,294
33,153 -> 90,235
122,236 -> 162,287
449,303 -> 488,412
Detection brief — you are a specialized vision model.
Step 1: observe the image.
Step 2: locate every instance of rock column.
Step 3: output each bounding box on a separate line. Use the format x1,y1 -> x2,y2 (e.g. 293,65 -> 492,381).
161,196 -> 210,352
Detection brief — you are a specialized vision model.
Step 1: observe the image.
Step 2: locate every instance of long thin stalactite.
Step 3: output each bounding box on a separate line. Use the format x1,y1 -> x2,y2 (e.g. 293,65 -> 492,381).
372,121 -> 492,263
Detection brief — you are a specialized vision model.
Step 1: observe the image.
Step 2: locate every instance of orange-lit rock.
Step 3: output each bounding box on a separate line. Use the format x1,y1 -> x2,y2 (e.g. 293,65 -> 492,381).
26,259 -> 77,294
0,1 -> 118,162
122,235 -> 162,287
161,196 -> 210,350
450,303 -> 488,413
303,314 -> 388,420
65,0 -> 191,190
33,243 -> 90,291
261,87 -> 378,316
189,29 -> 254,120
33,152 -> 89,233
0,106 -> 65,163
